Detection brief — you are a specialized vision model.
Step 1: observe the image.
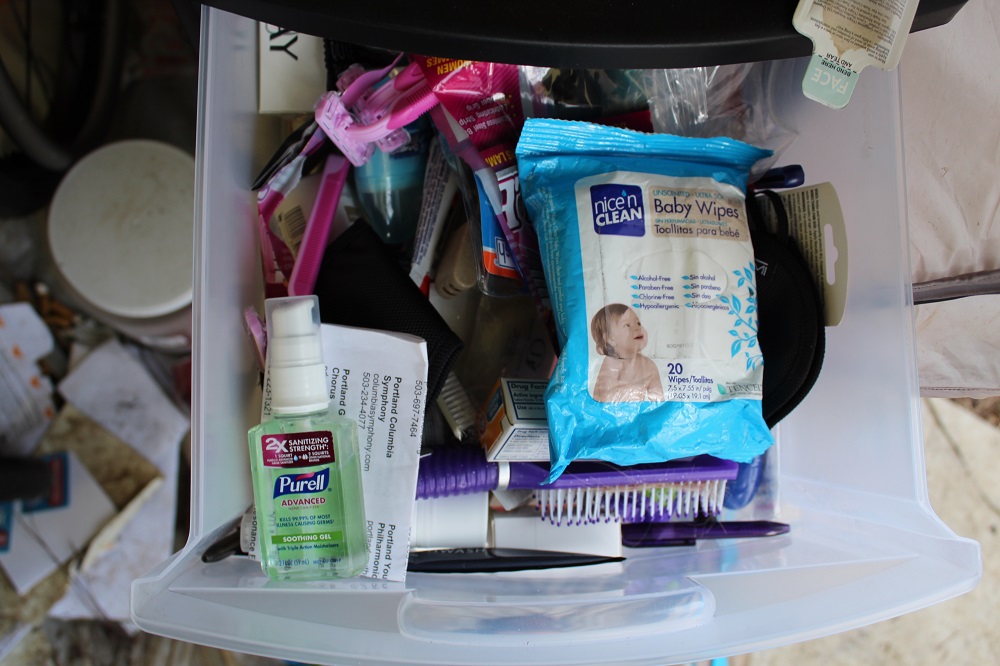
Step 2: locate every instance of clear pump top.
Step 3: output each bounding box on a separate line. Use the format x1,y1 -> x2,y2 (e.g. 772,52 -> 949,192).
265,296 -> 329,415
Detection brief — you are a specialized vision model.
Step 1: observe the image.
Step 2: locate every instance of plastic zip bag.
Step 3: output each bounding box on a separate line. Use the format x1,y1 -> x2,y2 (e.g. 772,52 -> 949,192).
643,62 -> 798,179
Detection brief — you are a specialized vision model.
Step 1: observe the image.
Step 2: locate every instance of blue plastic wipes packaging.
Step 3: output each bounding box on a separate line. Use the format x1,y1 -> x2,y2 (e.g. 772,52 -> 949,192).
516,118 -> 775,480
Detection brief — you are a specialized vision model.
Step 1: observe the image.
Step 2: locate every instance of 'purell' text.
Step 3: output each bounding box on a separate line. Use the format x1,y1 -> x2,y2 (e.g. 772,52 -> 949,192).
273,468 -> 330,498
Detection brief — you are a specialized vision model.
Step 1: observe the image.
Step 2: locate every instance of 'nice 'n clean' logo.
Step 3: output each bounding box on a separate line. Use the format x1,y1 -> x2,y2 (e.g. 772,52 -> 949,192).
591,184 -> 645,237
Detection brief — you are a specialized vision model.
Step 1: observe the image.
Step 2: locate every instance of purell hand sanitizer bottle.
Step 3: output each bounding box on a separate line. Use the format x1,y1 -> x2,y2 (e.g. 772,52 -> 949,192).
247,296 -> 368,580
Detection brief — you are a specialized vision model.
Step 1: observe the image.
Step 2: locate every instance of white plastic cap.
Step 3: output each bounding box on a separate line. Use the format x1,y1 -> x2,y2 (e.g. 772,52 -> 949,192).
412,493 -> 488,549
265,296 -> 329,415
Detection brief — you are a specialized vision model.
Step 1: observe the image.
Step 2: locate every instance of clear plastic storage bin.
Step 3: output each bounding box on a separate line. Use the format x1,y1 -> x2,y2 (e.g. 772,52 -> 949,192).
131,8 -> 982,665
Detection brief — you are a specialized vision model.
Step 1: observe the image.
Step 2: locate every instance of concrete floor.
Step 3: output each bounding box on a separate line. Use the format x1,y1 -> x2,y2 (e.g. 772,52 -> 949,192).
749,397 -> 998,665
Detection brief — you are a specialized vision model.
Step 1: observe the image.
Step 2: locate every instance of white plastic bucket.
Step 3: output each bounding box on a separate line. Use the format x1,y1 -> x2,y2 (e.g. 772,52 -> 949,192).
47,139 -> 195,351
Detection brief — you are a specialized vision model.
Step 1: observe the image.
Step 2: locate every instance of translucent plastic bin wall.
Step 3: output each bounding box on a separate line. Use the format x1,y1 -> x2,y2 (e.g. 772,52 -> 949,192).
132,8 -> 981,666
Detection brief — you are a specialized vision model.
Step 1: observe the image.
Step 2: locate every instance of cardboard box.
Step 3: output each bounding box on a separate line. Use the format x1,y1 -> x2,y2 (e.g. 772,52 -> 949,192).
478,378 -> 549,462
258,23 -> 327,114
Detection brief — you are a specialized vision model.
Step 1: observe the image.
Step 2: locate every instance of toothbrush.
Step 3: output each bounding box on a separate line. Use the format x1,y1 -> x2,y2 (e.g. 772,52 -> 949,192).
435,373 -> 478,441
416,446 -> 738,525
287,154 -> 351,296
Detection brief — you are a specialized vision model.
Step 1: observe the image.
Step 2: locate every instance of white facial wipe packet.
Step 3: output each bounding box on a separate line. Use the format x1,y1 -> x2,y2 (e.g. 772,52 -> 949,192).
793,0 -> 920,108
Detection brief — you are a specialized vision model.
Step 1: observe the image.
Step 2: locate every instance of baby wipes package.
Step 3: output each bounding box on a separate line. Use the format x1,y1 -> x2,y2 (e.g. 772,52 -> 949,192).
516,118 -> 774,479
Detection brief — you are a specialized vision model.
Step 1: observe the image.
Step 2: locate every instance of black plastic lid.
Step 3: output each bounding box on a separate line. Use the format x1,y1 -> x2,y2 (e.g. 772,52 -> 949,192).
202,0 -> 969,68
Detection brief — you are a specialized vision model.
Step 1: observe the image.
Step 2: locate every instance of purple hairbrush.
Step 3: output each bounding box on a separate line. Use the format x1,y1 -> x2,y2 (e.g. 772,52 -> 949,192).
416,447 -> 738,525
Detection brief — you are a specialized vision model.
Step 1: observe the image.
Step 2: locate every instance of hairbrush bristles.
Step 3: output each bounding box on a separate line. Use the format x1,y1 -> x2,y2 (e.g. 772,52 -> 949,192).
535,479 -> 729,526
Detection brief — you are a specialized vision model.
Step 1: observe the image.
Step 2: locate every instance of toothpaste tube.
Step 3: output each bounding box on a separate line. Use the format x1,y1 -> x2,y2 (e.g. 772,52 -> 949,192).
412,58 -> 523,154
413,57 -> 550,323
408,137 -> 459,295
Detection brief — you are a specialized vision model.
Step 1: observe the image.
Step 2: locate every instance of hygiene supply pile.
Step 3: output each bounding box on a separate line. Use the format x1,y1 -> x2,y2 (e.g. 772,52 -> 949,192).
517,118 -> 774,479
231,54 -> 814,581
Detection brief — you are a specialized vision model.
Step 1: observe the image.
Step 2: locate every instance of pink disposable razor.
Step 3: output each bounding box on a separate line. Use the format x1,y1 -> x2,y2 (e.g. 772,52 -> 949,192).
351,61 -> 426,124
343,59 -> 432,152
256,127 -> 327,297
243,306 -> 267,372
287,154 -> 351,296
333,59 -> 417,154
336,56 -> 402,106
316,60 -> 440,166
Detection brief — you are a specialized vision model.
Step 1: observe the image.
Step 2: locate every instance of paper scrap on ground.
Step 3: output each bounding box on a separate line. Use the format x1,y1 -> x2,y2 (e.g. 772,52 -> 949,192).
35,404 -> 161,510
0,303 -> 56,456
258,323 -> 429,582
0,623 -> 32,662
80,478 -> 164,573
0,452 -> 116,596
49,339 -> 188,622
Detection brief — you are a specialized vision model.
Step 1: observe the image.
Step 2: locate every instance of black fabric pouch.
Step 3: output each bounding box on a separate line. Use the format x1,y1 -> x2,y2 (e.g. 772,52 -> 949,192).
749,190 -> 826,429
313,221 -> 463,405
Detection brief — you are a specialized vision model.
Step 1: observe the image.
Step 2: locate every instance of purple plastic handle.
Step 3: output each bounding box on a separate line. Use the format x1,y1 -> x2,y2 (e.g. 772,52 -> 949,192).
622,520 -> 790,547
416,446 -> 499,499
416,447 -> 738,499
